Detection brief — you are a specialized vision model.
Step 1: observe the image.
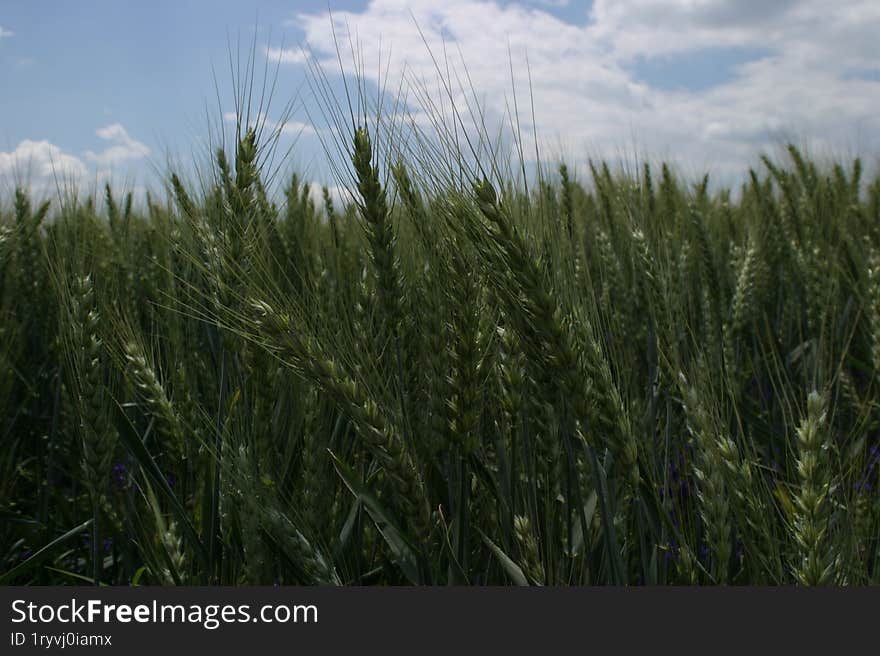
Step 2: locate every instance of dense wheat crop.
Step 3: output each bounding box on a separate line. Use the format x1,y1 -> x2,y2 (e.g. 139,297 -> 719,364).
2,100 -> 879,585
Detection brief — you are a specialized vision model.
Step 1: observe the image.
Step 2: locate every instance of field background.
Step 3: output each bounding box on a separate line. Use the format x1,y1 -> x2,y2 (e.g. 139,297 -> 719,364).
2,69 -> 880,584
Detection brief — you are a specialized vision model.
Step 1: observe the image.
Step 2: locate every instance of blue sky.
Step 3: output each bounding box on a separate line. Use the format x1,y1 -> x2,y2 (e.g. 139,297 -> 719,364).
1,0 -> 879,197
0,0 -> 358,192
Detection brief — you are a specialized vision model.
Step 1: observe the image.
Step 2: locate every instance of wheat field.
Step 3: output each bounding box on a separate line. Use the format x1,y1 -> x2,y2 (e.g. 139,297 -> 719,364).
2,86 -> 879,585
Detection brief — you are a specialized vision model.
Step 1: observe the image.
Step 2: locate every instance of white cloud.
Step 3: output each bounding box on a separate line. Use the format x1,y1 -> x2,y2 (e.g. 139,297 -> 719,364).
222,111 -> 315,136
306,182 -> 349,210
588,0 -> 880,68
280,120 -> 315,137
0,139 -> 88,181
266,46 -> 307,65
0,125 -> 151,198
0,25 -> 14,39
275,0 -> 880,184
84,123 -> 150,167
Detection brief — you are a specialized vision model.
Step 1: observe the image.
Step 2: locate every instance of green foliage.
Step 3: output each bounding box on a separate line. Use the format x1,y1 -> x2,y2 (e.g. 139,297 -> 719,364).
1,133 -> 879,586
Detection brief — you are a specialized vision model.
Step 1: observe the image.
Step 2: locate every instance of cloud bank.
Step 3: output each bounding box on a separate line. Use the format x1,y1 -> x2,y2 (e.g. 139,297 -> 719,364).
83,123 -> 151,167
274,0 -> 880,183
0,123 -> 150,196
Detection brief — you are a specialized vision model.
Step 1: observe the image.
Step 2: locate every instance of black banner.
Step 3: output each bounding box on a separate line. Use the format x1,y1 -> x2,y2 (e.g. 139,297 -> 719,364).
0,587 -> 875,654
